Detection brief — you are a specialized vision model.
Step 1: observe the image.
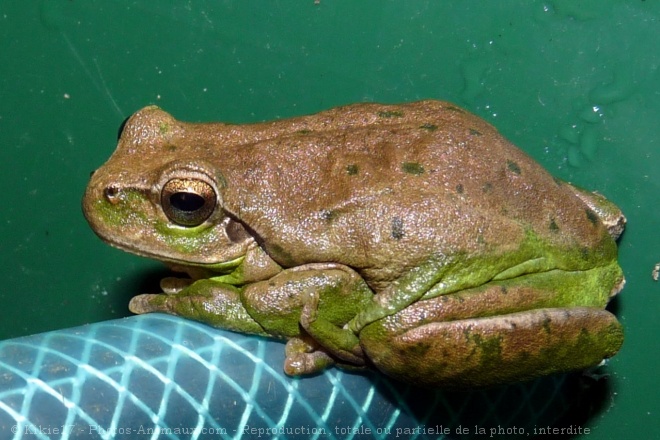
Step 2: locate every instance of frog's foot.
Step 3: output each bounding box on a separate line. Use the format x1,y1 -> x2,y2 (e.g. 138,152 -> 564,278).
284,337 -> 336,376
239,262 -> 371,371
128,279 -> 268,336
567,184 -> 626,240
581,359 -> 611,382
297,276 -> 366,367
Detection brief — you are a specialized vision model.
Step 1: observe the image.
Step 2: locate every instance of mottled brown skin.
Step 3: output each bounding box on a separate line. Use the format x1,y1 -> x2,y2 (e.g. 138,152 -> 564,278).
84,100 -> 625,388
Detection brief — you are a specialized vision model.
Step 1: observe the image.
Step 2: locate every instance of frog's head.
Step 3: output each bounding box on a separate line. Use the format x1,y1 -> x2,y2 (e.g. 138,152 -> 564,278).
83,106 -> 252,274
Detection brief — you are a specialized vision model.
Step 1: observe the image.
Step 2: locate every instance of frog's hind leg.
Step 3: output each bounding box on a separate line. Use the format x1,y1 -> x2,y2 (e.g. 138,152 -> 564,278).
356,252 -> 624,388
360,306 -> 623,389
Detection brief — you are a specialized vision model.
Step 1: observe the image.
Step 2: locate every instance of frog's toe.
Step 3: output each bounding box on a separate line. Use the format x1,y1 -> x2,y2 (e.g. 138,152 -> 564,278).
160,276 -> 193,294
128,294 -> 167,314
568,184 -> 626,240
284,338 -> 336,376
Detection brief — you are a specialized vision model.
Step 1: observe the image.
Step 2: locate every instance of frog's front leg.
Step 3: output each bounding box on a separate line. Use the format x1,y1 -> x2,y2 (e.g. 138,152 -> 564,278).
129,279 -> 269,336
129,263 -> 375,376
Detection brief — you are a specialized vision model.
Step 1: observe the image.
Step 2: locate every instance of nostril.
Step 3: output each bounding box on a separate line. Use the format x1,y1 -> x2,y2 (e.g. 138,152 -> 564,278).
104,186 -> 121,204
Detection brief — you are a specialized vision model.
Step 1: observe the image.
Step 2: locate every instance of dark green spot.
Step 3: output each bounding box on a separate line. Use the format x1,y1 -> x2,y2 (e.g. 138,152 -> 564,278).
473,334 -> 503,366
345,164 -> 359,175
166,145 -> 177,152
268,244 -> 295,266
401,162 -> 425,175
391,217 -> 404,240
420,123 -> 438,131
158,122 -> 170,134
518,350 -> 531,363
405,341 -> 432,358
585,209 -> 599,225
552,176 -> 563,186
580,246 -> 590,260
456,184 -> 464,194
377,110 -> 404,118
549,218 -> 559,232
542,317 -> 553,334
482,182 -> 493,193
296,129 -> 312,135
577,328 -> 593,347
445,105 -> 465,113
469,128 -> 482,136
476,234 -> 485,244
506,160 -> 522,175
320,210 -> 336,222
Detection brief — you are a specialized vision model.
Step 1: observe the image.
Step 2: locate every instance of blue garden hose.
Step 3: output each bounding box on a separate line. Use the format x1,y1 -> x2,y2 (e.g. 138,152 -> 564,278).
0,314 -> 594,440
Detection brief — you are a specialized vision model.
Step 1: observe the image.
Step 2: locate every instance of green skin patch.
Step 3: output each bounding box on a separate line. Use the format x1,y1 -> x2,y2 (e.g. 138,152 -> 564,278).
96,189 -> 235,261
93,192 -> 149,228
153,221 -> 223,256
348,227 -> 619,333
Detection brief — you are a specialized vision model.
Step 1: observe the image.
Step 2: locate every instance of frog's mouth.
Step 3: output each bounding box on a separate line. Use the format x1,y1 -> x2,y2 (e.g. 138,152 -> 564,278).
96,232 -> 247,282
86,212 -> 248,270
163,256 -> 246,281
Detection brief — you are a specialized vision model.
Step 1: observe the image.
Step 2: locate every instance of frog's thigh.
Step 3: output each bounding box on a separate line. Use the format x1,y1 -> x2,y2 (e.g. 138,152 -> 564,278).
360,307 -> 623,388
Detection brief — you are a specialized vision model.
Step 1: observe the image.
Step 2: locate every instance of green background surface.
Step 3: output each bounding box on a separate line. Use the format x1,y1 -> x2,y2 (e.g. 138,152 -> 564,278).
1,1 -> 658,438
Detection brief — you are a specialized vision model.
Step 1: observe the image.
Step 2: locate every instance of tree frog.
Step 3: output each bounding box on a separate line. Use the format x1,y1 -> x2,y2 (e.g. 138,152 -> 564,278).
83,100 -> 625,388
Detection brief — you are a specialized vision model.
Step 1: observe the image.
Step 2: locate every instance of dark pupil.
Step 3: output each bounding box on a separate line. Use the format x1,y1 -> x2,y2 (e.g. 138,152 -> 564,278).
170,192 -> 205,212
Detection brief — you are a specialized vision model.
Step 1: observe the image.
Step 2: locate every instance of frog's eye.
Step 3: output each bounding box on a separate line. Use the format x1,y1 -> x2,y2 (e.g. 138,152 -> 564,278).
161,178 -> 217,227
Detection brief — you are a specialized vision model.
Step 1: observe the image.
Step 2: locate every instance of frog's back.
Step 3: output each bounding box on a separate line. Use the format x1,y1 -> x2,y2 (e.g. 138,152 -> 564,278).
216,101 -> 614,288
